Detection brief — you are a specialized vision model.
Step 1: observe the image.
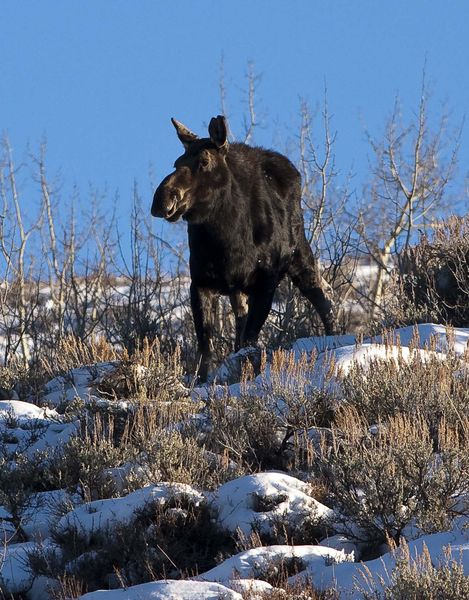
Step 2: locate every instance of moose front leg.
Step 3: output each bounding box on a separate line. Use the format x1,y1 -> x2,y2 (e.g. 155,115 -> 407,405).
190,285 -> 217,382
229,291 -> 249,351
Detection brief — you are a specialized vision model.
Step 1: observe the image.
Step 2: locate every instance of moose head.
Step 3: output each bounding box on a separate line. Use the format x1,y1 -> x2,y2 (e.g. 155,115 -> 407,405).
151,116 -> 230,223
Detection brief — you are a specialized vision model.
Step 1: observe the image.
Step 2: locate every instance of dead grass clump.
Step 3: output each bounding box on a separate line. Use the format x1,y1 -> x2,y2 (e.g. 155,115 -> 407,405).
204,350 -> 337,472
342,351 -> 469,431
244,555 -> 339,599
97,338 -> 188,402
47,414 -> 133,500
318,409 -> 469,549
249,584 -> 338,600
130,428 -> 232,489
41,335 -> 188,405
109,498 -> 235,583
49,396 -> 234,497
0,357 -> 48,400
47,574 -> 86,600
254,555 -> 306,587
0,451 -> 51,542
358,539 -> 469,599
266,349 -> 337,429
114,400 -> 240,489
41,335 -> 120,380
205,393 -> 284,471
243,579 -> 339,600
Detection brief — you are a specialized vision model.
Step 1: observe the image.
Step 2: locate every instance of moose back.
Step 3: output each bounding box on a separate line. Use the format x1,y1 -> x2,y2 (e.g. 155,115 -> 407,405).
152,115 -> 335,380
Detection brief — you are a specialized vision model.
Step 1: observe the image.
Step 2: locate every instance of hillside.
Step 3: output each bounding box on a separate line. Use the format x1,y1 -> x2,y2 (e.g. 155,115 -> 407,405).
1,323 -> 468,599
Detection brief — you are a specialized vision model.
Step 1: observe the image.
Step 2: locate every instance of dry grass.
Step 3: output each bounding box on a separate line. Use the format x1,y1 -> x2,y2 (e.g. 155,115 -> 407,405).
358,539 -> 469,599
342,348 -> 469,431
41,335 -> 120,379
317,408 -> 469,549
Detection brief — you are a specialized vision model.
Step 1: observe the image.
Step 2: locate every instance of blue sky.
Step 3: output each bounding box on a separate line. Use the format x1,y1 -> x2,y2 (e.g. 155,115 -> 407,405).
1,1 -> 468,236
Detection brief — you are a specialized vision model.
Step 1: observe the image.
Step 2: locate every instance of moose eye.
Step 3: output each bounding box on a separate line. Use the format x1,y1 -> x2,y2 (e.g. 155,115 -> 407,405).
199,155 -> 210,170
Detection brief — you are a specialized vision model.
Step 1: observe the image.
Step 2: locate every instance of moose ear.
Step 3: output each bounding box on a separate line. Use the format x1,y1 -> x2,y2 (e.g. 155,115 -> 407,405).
208,115 -> 228,150
171,118 -> 199,149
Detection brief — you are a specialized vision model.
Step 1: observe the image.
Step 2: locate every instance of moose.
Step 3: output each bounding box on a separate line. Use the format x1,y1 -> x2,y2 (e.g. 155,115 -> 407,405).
152,115 -> 336,381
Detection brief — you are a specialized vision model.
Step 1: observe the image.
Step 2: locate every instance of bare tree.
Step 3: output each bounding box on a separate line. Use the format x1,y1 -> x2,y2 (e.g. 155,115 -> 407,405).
267,95 -> 358,341
241,61 -> 262,145
0,138 -> 43,366
358,77 -> 461,319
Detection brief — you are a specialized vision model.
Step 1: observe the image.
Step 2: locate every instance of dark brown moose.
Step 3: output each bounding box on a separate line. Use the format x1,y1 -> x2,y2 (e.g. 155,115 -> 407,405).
152,115 -> 336,381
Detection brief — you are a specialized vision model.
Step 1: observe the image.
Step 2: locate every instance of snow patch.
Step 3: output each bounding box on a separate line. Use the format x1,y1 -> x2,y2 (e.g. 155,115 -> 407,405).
210,472 -> 333,536
57,483 -> 204,542
78,580 -> 243,599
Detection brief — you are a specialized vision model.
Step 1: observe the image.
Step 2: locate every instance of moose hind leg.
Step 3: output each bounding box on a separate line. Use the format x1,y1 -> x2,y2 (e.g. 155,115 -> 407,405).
243,280 -> 278,347
229,291 -> 249,351
288,246 -> 336,335
190,285 -> 218,381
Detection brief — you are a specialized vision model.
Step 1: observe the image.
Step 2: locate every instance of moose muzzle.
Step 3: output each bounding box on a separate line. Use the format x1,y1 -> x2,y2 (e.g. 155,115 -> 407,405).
151,175 -> 183,220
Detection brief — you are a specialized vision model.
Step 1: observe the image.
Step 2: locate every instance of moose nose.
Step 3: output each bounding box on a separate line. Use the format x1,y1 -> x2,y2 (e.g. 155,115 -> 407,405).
165,192 -> 180,218
151,189 -> 181,218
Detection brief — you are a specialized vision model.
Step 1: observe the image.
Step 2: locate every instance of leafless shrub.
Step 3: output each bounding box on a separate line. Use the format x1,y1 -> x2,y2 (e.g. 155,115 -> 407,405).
104,188 -> 191,356
318,409 -> 469,548
386,214 -> 469,327
358,539 -> 469,599
341,350 -> 469,431
0,450 -> 50,542
42,497 -> 235,593
47,414 -> 131,501
354,75 -> 461,324
261,95 -> 358,344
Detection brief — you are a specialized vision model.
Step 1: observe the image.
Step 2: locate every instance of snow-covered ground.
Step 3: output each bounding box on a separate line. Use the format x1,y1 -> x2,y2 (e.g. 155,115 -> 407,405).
1,323 -> 468,599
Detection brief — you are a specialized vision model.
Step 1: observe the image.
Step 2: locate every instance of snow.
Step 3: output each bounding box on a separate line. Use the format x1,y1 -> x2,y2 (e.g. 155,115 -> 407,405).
0,399 -> 59,421
370,323 -> 469,356
78,580 -> 243,599
295,518 -> 469,597
0,541 -> 59,595
317,342 -> 445,378
57,483 -> 204,543
196,520 -> 469,597
44,363 -> 118,394
226,578 -> 274,596
210,472 -> 333,536
193,323 -> 466,403
0,399 -> 79,458
196,544 -> 353,584
20,489 -> 81,541
42,362 -> 118,407
318,533 -> 359,558
290,333 -> 357,357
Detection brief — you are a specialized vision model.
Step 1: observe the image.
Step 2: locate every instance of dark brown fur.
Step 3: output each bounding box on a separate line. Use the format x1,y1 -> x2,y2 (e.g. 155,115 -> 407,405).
152,116 -> 335,380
